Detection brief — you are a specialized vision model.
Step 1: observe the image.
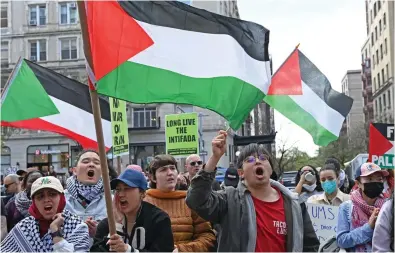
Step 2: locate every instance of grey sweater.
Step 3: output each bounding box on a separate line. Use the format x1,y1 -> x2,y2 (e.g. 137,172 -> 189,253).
372,198 -> 394,252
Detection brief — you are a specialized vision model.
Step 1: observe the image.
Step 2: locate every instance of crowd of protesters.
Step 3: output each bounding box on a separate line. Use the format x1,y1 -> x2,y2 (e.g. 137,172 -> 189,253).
0,131 -> 393,252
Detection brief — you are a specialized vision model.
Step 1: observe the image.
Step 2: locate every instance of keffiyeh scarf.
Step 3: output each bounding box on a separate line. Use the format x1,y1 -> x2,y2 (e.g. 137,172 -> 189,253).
66,176 -> 104,203
0,210 -> 90,252
14,191 -> 32,217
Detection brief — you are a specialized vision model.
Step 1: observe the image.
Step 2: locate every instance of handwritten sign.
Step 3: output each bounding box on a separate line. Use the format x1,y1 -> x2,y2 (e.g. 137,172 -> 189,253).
306,203 -> 339,243
165,113 -> 199,157
109,98 -> 129,157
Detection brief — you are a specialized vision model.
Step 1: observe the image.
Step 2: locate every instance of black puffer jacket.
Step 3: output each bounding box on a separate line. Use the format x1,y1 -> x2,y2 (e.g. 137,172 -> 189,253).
91,201 -> 174,252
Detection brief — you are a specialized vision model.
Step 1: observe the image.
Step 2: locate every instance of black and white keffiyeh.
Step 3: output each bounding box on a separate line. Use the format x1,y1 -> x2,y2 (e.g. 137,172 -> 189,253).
0,210 -> 90,252
66,175 -> 104,202
14,191 -> 32,217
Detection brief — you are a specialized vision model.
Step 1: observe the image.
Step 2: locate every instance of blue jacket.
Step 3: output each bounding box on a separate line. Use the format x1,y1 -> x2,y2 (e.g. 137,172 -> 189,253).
336,200 -> 374,252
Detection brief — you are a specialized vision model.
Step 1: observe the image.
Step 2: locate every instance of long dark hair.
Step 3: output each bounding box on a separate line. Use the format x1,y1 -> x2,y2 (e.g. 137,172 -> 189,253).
295,165 -> 323,192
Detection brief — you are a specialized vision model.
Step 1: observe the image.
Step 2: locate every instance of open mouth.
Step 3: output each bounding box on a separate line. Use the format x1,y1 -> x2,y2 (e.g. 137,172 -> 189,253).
255,167 -> 264,176
119,199 -> 128,208
44,205 -> 52,212
87,170 -> 95,178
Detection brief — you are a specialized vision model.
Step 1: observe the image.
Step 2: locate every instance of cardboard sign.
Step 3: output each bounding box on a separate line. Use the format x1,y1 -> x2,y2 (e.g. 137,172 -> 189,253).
306,203 -> 339,243
369,123 -> 394,169
109,98 -> 129,157
165,113 -> 199,157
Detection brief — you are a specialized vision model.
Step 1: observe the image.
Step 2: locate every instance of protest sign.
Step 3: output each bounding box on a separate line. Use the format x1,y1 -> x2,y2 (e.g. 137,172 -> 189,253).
165,113 -> 199,157
306,203 -> 339,243
369,123 -> 394,169
109,98 -> 129,157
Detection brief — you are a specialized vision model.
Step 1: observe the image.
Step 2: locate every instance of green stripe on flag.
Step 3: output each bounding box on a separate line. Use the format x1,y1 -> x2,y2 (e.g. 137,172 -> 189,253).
96,61 -> 265,129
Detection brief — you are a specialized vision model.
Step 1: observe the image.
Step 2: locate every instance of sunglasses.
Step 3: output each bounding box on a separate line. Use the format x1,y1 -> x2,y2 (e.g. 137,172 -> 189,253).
244,154 -> 268,164
190,161 -> 203,166
4,182 -> 15,188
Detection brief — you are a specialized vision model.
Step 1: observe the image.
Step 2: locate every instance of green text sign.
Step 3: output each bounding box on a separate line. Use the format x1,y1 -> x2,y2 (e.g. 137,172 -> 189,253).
165,113 -> 199,157
109,98 -> 129,157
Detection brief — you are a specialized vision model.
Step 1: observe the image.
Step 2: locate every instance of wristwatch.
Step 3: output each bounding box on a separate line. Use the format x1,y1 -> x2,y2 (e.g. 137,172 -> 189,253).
49,229 -> 63,238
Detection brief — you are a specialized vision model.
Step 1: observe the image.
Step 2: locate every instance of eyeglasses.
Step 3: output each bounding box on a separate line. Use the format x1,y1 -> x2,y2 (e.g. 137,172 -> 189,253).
190,161 -> 203,166
244,154 -> 268,164
4,182 -> 15,188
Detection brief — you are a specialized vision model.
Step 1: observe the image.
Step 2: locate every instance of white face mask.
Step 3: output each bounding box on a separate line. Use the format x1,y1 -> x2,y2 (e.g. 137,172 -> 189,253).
303,183 -> 317,192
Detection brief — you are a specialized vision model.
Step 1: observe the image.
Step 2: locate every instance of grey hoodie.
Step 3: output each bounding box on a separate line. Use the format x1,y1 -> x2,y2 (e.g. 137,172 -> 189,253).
372,198 -> 394,252
186,169 -> 319,252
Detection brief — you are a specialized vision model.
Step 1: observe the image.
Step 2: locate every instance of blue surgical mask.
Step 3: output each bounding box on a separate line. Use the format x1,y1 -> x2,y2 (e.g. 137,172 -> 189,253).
321,180 -> 337,194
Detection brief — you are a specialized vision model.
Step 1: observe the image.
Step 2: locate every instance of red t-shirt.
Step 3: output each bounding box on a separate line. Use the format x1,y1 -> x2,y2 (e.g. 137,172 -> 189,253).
252,188 -> 287,252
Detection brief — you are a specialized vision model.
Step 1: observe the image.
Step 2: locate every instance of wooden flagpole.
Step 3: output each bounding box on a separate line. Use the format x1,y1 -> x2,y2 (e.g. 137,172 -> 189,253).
77,1 -> 116,236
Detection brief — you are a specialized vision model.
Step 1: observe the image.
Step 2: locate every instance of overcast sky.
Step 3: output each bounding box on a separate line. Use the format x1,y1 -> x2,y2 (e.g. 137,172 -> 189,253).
237,0 -> 367,156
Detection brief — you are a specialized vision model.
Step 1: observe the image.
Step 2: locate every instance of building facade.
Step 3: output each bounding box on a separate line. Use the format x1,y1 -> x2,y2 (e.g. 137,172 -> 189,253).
365,0 -> 394,124
341,70 -> 365,136
1,0 -> 254,174
361,38 -> 374,140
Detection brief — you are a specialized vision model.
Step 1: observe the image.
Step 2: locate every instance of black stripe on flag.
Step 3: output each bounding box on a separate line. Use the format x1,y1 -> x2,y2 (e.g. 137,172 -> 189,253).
25,60 -> 111,121
298,51 -> 353,118
118,0 -> 270,62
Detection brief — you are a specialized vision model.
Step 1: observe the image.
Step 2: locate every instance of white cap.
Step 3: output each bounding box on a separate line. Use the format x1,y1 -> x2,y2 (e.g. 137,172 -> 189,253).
30,176 -> 64,197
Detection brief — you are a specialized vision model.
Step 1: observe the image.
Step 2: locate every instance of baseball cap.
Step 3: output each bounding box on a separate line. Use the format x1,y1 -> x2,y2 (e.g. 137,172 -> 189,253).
224,168 -> 239,188
30,176 -> 64,197
355,162 -> 389,179
111,169 -> 148,191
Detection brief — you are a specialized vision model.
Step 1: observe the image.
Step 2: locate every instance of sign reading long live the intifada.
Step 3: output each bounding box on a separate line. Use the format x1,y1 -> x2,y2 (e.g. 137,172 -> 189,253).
165,113 -> 199,157
109,98 -> 129,157
369,123 -> 394,169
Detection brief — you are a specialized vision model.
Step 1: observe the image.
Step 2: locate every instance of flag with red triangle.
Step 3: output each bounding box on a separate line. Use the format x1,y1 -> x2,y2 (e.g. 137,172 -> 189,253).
369,123 -> 394,169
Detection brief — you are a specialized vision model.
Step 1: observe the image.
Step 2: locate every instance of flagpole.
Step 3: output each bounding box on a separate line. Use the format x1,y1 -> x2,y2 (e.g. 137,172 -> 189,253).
77,1 -> 116,236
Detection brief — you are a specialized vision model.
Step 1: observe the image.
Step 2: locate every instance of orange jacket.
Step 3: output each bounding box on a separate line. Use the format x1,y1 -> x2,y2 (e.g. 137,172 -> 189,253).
144,189 -> 215,252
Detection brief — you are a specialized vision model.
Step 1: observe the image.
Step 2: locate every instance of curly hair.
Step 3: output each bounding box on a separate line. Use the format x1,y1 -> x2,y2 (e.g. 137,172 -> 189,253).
295,165 -> 323,192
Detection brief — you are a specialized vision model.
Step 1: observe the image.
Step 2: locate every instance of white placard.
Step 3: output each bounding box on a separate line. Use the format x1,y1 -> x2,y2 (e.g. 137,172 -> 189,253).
306,203 -> 339,243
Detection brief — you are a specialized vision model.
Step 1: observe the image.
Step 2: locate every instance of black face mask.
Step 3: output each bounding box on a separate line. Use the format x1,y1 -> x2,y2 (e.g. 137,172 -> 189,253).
363,182 -> 384,199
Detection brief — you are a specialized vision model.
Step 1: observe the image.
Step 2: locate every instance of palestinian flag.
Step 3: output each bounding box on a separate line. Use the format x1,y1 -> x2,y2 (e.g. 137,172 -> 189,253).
264,49 -> 354,146
0,59 -> 112,149
84,0 -> 271,129
369,123 -> 394,169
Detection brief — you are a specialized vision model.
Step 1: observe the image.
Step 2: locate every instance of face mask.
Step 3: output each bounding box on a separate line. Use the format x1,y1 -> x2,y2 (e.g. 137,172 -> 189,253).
363,182 -> 384,199
322,180 -> 337,194
339,170 -> 346,188
302,183 -> 316,192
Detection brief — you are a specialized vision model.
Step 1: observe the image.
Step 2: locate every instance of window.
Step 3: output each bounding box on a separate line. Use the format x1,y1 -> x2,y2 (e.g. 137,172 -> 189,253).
29,5 -> 46,26
388,90 -> 392,108
374,2 -> 377,17
383,13 -> 386,27
375,100 -> 378,113
1,2 -> 7,28
376,50 -> 379,64
60,38 -> 77,60
27,145 -> 69,171
382,69 -> 385,84
373,77 -> 376,90
384,38 -> 387,54
373,55 -> 375,68
379,20 -> 382,34
371,33 -> 374,46
380,44 -> 383,59
383,94 -> 386,108
1,41 -> 8,67
379,97 -> 382,112
132,107 -> 157,128
378,0 -> 381,10
378,73 -> 381,87
375,26 -> 378,41
59,2 -> 78,25
1,146 -> 11,173
29,40 -> 46,62
386,64 -> 390,79
370,10 -> 373,24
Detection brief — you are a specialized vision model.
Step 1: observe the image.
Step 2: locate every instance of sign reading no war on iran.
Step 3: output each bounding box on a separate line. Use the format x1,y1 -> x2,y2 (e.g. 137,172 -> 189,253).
109,98 -> 129,157
165,113 -> 199,157
306,203 -> 339,243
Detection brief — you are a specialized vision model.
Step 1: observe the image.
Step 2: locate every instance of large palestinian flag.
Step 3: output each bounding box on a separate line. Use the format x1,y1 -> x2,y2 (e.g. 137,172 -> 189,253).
84,0 -> 271,129
264,49 -> 354,146
0,59 -> 112,149
369,123 -> 394,169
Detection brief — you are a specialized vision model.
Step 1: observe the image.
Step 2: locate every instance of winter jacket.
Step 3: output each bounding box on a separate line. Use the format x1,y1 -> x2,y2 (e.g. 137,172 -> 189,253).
4,198 -> 25,231
64,189 -> 108,222
186,169 -> 320,252
372,198 -> 394,252
144,189 -> 216,252
91,201 -> 174,252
